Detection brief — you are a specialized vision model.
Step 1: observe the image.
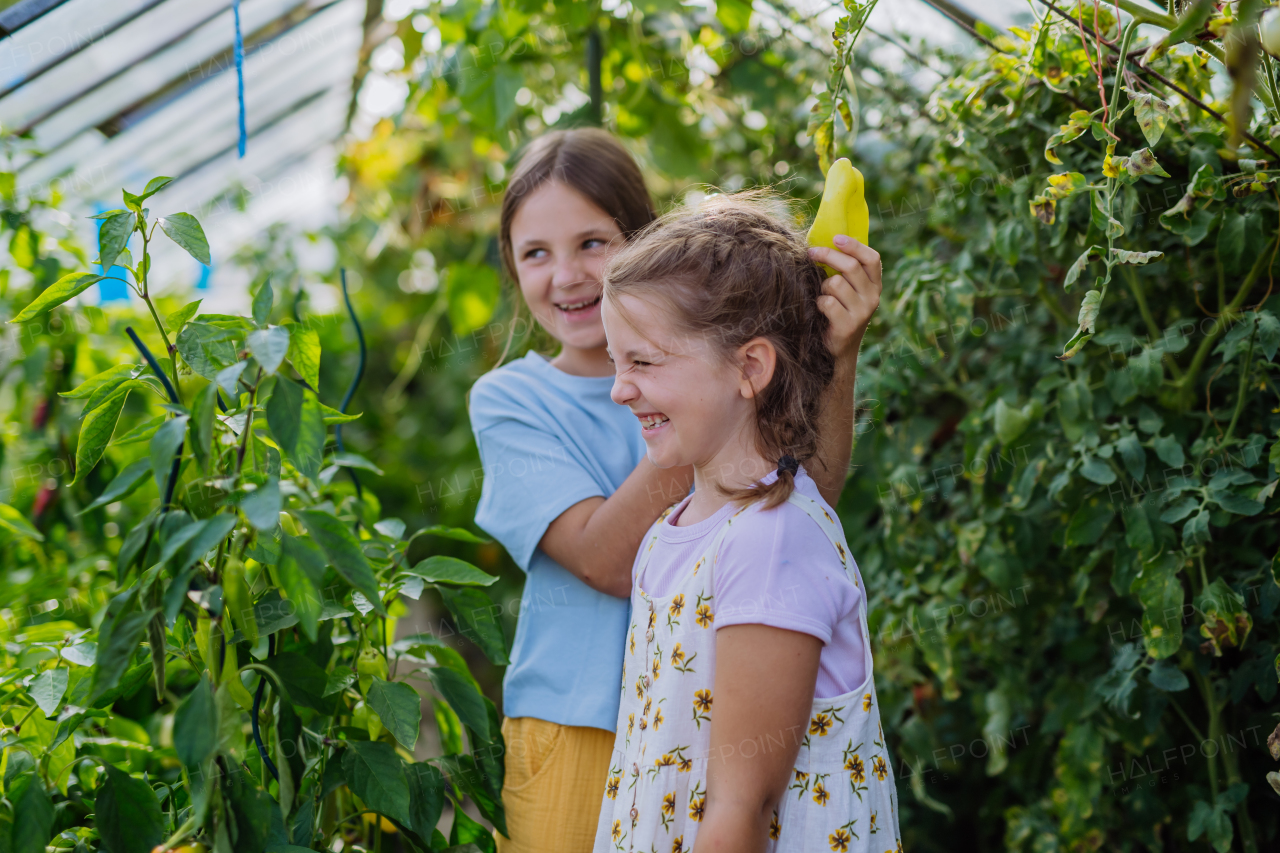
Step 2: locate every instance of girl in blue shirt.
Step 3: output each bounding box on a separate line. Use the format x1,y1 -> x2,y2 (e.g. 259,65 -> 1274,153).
469,128 -> 882,853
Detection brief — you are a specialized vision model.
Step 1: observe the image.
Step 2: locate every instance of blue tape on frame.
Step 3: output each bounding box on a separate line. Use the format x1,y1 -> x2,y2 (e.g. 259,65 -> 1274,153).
234,0 -> 246,158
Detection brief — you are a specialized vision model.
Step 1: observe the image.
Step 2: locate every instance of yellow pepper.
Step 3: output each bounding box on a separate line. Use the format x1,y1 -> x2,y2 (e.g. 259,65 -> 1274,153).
222,557 -> 258,644
807,157 -> 869,274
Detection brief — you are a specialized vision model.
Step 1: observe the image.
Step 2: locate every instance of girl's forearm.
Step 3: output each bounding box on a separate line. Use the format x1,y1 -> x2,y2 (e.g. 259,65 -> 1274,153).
538,458 -> 693,597
810,352 -> 858,506
691,802 -> 770,853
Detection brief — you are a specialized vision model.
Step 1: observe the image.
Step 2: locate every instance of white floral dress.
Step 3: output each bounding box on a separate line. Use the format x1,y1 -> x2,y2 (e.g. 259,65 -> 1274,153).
592,492 -> 902,853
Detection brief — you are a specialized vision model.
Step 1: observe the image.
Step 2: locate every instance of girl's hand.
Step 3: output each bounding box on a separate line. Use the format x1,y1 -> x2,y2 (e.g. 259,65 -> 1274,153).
808,235 -> 882,366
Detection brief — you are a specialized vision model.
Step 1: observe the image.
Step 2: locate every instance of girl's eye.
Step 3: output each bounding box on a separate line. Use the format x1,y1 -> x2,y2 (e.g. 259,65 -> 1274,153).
584,238 -> 606,250
633,360 -> 651,367
523,247 -> 547,260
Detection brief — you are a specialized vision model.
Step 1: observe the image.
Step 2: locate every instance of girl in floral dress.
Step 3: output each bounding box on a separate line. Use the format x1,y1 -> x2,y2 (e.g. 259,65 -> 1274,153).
470,129 -> 883,852
592,195 -> 901,853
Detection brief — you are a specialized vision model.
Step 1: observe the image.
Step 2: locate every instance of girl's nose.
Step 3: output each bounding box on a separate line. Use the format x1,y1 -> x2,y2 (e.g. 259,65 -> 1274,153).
552,254 -> 586,288
611,371 -> 637,406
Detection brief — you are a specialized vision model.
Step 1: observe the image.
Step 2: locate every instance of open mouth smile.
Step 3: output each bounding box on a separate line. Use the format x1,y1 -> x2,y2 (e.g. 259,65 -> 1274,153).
555,294 -> 602,314
639,414 -> 669,431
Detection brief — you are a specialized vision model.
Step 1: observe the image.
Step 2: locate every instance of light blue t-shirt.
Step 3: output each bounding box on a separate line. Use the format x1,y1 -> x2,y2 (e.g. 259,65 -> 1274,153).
469,350 -> 645,732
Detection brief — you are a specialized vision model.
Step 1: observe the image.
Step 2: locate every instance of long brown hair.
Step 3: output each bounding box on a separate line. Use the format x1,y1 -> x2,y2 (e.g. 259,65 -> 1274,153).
602,192 -> 835,509
497,129 -> 656,360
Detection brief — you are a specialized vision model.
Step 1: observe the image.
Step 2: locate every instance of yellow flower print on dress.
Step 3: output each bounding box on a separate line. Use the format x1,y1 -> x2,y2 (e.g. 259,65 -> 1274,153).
829,828 -> 851,852
846,754 -> 865,785
671,837 -> 685,853
862,693 -> 872,712
647,610 -> 656,632
670,594 -> 684,616
629,630 -> 635,655
627,713 -> 634,737
606,775 -> 620,799
837,542 -> 848,564
677,756 -> 692,772
692,558 -> 704,576
869,811 -> 877,834
872,755 -> 888,781
671,642 -> 697,673
660,791 -> 676,830
769,811 -> 781,840
695,604 -> 714,628
810,713 -> 832,736
611,819 -> 622,842
653,706 -> 664,730
692,689 -> 712,728
636,676 -> 646,699
812,779 -> 830,806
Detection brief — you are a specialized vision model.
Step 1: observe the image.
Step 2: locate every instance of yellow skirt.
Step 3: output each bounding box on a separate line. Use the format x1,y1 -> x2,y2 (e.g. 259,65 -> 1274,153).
495,716 -> 615,853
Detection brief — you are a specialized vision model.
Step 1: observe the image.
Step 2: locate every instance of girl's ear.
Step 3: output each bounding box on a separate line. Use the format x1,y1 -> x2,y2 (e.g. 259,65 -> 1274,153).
737,337 -> 777,399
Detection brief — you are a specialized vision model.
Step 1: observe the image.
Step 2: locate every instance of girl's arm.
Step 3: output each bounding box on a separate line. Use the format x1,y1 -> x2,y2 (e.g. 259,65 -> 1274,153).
693,625 -> 822,853
539,460 -> 694,598
807,237 -> 883,508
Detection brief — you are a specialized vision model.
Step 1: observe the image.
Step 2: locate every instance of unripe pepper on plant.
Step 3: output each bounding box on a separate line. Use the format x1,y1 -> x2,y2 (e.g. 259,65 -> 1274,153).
1261,8 -> 1280,56
807,157 -> 869,275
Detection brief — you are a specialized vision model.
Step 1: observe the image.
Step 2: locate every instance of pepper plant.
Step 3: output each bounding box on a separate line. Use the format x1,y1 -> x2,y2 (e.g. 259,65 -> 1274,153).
0,178 -> 509,853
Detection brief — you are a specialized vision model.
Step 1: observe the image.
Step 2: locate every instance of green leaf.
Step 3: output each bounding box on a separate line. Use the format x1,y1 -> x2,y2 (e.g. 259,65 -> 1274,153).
437,585 -> 508,664
294,390 -> 326,483
252,279 -> 274,326
8,272 -> 107,323
96,765 -> 165,853
1195,578 -> 1251,654
267,375 -> 303,455
97,211 -> 135,271
1062,246 -> 1101,291
716,0 -> 752,32
61,364 -> 135,399
993,398 -> 1030,446
92,606 -> 157,702
0,502 -> 44,541
366,677 -> 422,750
406,556 -> 498,587
287,324 -> 321,389
159,212 -> 210,265
112,414 -> 165,446
174,676 -> 217,769
413,524 -> 489,544
141,176 -> 174,199
1147,658 -> 1190,691
10,774 -> 54,853
406,763 -> 447,844
428,666 -> 490,740
1217,210 -> 1266,276
1064,498 -> 1114,547
72,390 -> 126,486
342,741 -> 413,825
1126,88 -> 1173,147
1132,552 -> 1184,659
150,414 -> 188,492
1153,433 -> 1185,468
445,263 -> 501,336
217,361 -> 249,401
295,510 -> 384,614
267,651 -> 334,714
1110,248 -> 1164,265
1077,289 -> 1102,335
332,451 -> 382,475
1079,456 -> 1116,485
1212,490 -> 1265,516
1123,148 -> 1169,179
1121,501 -> 1154,555
176,322 -> 241,380
165,299 -> 202,336
1044,110 -> 1092,163
190,382 -> 217,473
247,326 -> 290,375
1116,434 -> 1146,481
240,477 -> 282,531
29,667 -> 68,716
278,534 -> 326,642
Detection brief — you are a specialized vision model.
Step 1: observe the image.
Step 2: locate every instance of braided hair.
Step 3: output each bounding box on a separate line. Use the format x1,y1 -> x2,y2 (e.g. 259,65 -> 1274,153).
602,191 -> 835,509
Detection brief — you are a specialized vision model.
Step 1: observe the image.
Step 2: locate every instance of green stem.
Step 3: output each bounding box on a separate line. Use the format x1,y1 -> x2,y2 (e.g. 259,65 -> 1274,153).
1167,694 -> 1206,742
1108,22 -> 1139,128
158,815 -> 198,851
1177,248 -> 1273,393
1198,669 -> 1221,799
1221,315 -> 1258,446
1115,0 -> 1175,28
139,225 -> 182,405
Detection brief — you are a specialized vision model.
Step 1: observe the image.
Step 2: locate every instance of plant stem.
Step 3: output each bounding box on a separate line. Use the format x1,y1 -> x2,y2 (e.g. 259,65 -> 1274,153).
235,370 -> 262,476
1221,314 -> 1258,447
139,223 -> 182,404
1177,247 -> 1272,395
1198,668 -> 1221,798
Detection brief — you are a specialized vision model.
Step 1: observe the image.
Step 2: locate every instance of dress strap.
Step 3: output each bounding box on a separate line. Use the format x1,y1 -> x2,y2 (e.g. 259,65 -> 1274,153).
782,492 -> 863,592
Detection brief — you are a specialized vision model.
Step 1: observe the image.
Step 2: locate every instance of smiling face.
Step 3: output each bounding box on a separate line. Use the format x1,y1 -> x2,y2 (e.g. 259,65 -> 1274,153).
510,180 -> 623,376
604,293 -> 772,496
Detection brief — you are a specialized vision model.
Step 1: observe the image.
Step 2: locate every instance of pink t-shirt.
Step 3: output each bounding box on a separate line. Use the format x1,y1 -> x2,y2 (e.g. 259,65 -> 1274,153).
634,469 -> 866,698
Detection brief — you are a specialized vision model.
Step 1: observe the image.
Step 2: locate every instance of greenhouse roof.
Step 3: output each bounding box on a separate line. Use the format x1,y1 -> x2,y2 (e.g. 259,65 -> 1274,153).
1,0 -> 366,303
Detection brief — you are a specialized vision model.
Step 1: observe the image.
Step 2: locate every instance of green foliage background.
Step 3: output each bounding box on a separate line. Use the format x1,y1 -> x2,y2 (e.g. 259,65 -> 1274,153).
3,0 -> 1280,851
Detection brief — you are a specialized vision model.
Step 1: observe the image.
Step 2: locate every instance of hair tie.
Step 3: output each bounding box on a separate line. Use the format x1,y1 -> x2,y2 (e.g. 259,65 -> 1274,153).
778,455 -> 799,476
